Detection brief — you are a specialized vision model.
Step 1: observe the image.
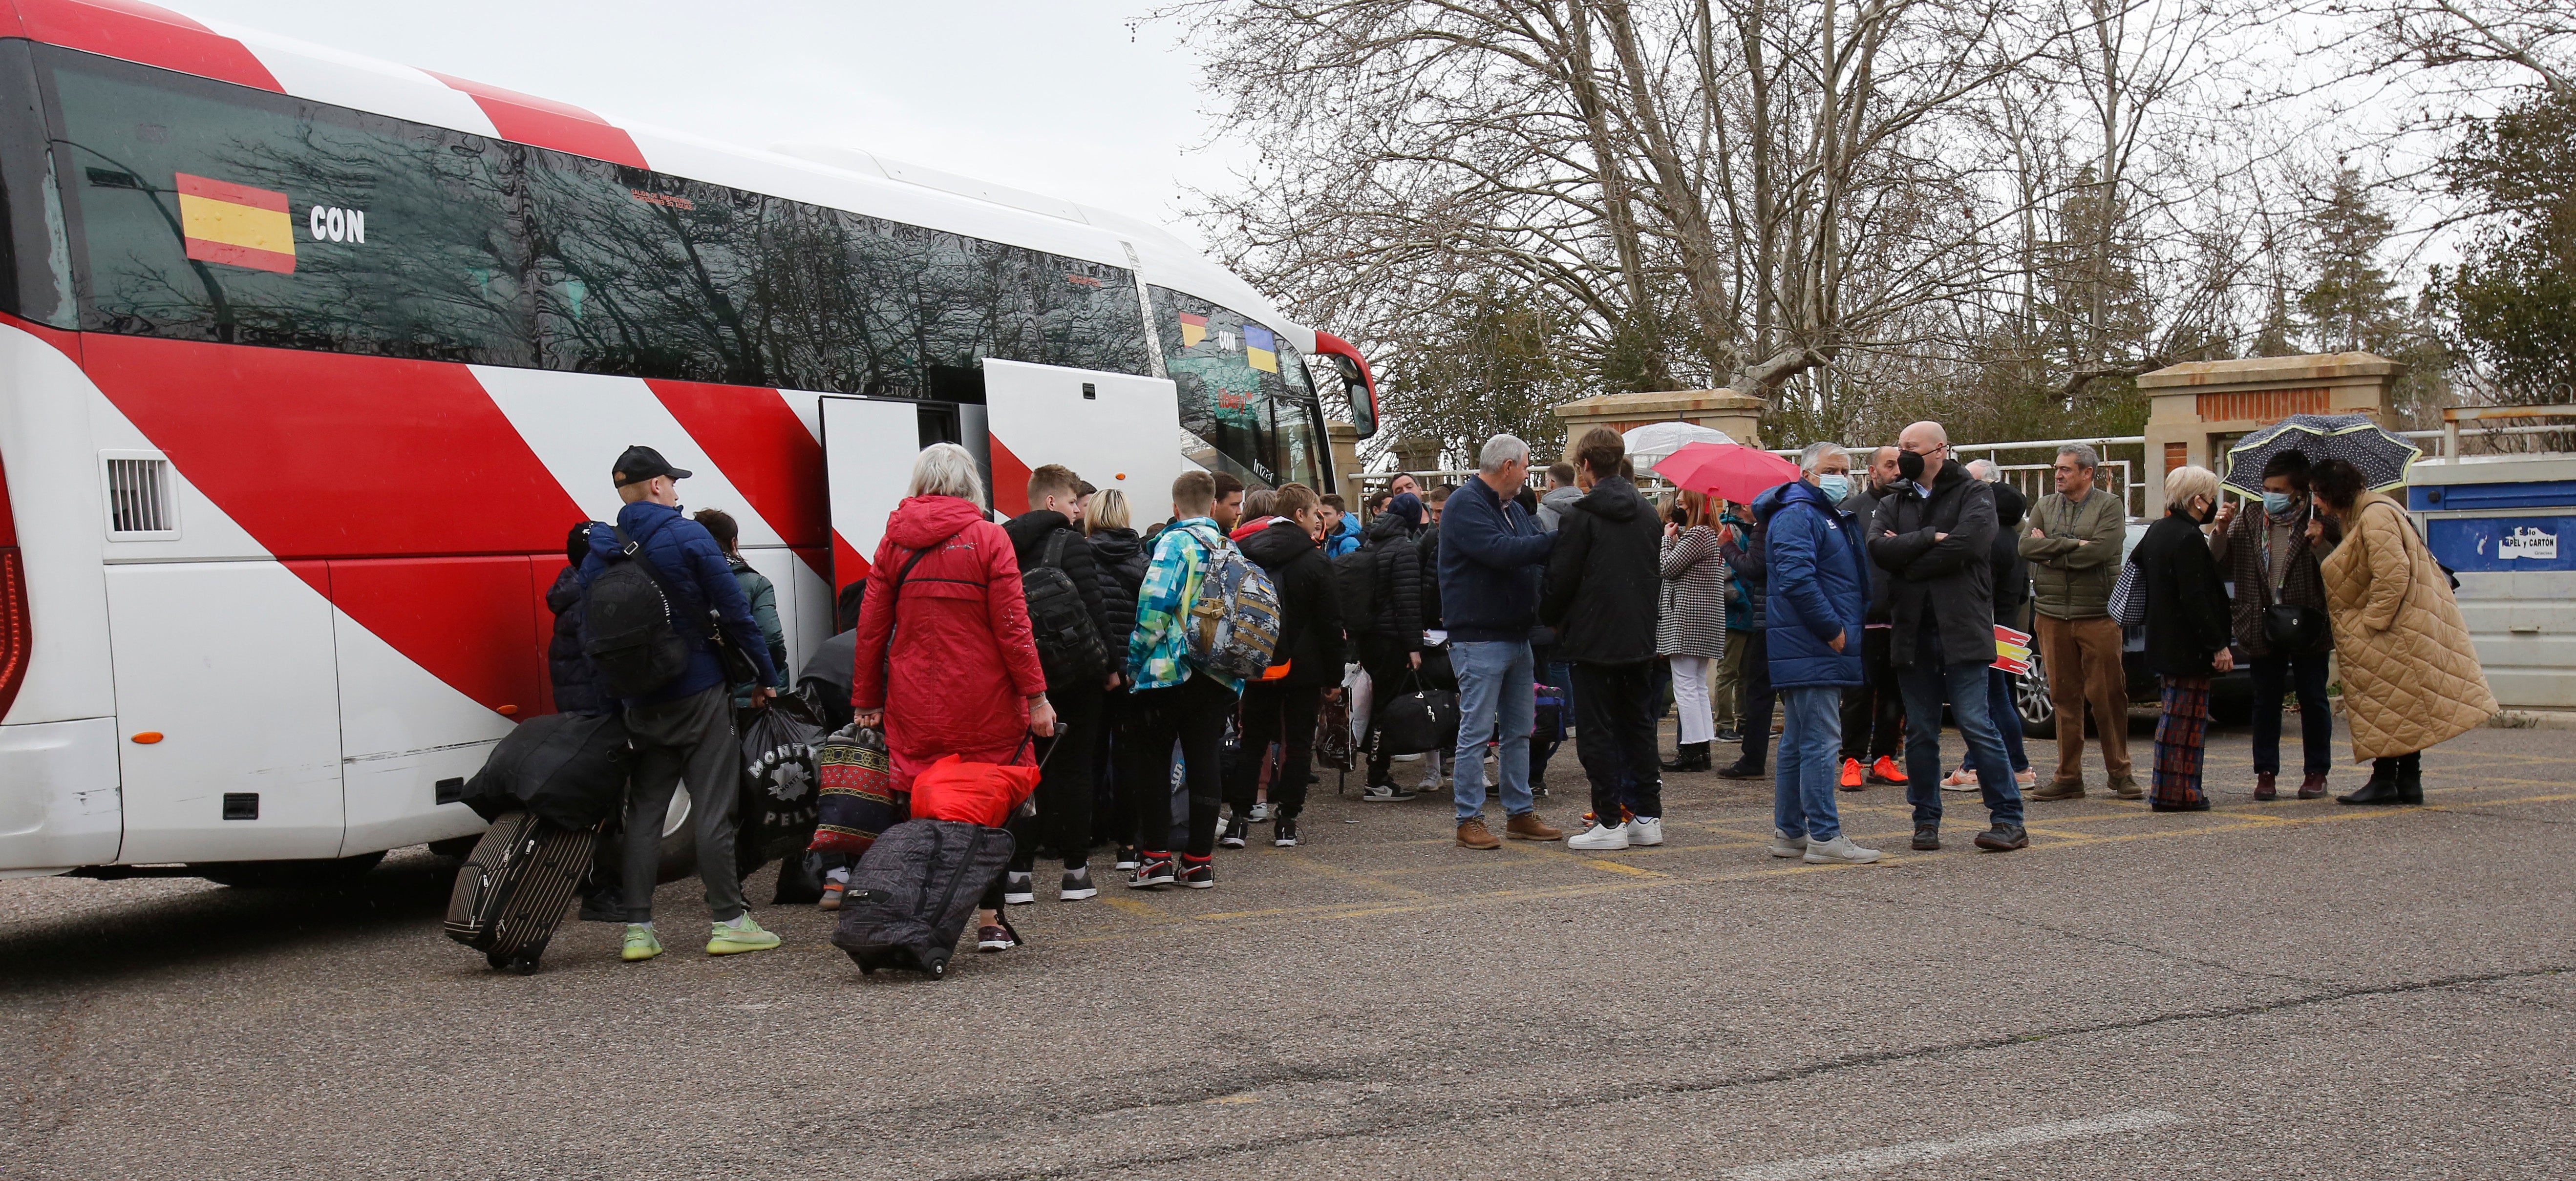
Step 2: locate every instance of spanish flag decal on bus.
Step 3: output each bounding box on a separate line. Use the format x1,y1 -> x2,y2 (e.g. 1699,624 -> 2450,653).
1244,324 -> 1277,373
175,173 -> 296,274
1178,312 -> 1208,347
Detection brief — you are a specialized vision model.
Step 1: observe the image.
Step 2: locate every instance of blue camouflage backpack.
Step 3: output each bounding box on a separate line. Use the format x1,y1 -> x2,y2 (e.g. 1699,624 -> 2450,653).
1179,525 -> 1282,681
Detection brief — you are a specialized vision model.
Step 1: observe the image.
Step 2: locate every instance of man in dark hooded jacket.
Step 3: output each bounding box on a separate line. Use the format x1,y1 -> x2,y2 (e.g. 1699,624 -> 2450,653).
1867,422 -> 2024,854
1355,491 -> 1428,800
1000,464 -> 1119,903
1541,427 -> 1663,851
1222,484 -> 1344,848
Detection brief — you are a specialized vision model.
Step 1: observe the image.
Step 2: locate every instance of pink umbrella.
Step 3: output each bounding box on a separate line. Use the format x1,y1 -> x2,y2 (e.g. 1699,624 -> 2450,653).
1652,442 -> 1802,505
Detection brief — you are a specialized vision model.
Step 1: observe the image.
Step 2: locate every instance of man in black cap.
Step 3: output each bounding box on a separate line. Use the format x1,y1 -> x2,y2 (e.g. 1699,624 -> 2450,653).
578,444 -> 783,962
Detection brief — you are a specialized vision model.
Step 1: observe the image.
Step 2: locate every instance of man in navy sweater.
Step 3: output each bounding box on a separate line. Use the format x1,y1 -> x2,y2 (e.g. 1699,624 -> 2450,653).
1436,434 -> 1566,849
577,445 -> 782,963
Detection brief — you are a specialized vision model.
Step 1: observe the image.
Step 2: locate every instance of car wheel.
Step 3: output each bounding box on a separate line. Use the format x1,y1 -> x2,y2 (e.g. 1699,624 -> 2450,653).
2016,653 -> 2057,739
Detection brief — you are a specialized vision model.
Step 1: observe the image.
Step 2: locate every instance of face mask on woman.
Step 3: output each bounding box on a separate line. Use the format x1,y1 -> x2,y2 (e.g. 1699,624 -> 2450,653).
1816,474 -> 1852,502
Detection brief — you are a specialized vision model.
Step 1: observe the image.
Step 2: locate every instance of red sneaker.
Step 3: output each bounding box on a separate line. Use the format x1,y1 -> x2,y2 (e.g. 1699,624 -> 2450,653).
1869,756 -> 1906,785
1840,759 -> 1864,789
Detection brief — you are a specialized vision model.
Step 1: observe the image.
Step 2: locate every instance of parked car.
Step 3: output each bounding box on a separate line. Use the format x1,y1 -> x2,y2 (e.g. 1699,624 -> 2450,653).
2014,521 -> 2254,738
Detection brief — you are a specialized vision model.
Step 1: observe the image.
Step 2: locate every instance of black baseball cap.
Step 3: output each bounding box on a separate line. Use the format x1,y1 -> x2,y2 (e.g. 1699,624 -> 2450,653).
613,444 -> 692,486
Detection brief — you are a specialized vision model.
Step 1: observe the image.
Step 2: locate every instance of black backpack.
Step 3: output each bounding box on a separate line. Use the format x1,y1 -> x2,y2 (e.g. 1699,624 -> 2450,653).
580,524 -> 692,699
1022,530 -> 1108,688
1332,547 -> 1377,633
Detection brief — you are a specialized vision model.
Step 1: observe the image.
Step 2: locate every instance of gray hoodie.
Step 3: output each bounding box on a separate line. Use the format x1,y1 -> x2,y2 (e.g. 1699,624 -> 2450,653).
1535,485 -> 1584,533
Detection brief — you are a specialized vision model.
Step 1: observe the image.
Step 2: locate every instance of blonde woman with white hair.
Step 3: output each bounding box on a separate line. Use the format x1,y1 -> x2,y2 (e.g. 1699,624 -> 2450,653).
2129,464 -> 2237,811
848,443 -> 1053,951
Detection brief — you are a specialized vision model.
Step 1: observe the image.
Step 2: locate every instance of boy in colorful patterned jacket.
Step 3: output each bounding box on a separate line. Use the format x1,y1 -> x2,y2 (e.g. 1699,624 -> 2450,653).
1122,469 -> 1245,890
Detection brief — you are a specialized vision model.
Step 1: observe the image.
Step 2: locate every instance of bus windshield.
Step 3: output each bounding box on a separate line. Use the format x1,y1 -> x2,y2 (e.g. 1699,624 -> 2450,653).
1150,285 -> 1328,492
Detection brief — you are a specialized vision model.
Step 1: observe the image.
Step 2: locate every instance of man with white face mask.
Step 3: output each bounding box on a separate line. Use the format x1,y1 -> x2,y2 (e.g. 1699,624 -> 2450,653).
1758,442 -> 1880,864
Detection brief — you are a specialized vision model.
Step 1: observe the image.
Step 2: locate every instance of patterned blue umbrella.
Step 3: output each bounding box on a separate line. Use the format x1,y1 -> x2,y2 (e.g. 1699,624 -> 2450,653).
2223,413 -> 2420,497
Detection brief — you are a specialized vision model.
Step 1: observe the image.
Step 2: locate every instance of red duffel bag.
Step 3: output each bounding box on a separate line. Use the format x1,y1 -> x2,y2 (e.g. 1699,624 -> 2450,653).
907,731 -> 1057,828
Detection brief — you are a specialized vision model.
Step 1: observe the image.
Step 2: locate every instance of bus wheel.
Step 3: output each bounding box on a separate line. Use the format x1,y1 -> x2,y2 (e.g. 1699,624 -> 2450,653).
192,850 -> 388,888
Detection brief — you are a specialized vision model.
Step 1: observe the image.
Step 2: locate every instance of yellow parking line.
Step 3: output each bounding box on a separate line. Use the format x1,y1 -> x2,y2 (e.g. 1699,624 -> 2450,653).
1064,789 -> 2574,942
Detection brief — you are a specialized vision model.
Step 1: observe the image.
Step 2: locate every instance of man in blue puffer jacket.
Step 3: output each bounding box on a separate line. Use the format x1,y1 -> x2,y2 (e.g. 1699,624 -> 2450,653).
575,445 -> 782,963
1758,442 -> 1880,865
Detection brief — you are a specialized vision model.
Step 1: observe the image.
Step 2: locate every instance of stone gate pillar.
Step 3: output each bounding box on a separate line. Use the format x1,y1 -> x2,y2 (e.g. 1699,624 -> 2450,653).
1551,389 -> 1767,454
2136,353 -> 2403,509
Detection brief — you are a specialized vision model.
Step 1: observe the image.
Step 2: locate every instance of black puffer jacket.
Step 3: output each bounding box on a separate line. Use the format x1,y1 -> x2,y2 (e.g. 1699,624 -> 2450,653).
1989,482 -> 2029,626
544,566 -> 610,717
1239,518 -> 1346,687
1088,527 -> 1148,660
1004,509 -> 1113,685
1415,523 -> 1444,629
1363,511 -> 1426,651
1868,462 -> 1998,668
1540,476 -> 1661,665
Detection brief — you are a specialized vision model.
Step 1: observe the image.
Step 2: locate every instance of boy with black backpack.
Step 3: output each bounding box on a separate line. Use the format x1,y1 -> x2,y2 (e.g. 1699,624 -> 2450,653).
1001,464 -> 1119,904
577,446 -> 782,963
1123,470 -> 1249,889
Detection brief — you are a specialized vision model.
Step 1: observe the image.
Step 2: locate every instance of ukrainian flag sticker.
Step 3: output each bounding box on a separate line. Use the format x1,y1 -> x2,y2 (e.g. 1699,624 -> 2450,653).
1244,324 -> 1277,373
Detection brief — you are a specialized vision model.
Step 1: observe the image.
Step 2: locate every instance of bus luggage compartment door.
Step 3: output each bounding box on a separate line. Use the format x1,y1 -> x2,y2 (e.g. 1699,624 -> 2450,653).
980,359 -> 1182,520
107,561 -> 345,863
821,396 -> 946,593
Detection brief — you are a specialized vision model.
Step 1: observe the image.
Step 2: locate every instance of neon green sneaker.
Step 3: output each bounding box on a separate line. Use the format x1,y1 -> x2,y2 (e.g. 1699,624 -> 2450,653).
706,915 -> 781,955
620,924 -> 662,962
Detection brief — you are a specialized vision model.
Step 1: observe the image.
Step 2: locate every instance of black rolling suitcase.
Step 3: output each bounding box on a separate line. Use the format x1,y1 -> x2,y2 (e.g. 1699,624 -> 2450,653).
445,810 -> 598,973
830,818 -> 1015,980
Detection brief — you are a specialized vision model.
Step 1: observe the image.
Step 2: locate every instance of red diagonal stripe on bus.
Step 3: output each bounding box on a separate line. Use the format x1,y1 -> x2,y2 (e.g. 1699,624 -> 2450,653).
5,0 -> 283,92
424,70 -> 647,169
646,379 -> 830,576
989,433 -> 1034,520
83,336 -> 586,716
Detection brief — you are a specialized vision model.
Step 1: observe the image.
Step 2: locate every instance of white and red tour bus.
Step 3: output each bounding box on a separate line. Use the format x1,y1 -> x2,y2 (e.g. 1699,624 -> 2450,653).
0,0 -> 1381,883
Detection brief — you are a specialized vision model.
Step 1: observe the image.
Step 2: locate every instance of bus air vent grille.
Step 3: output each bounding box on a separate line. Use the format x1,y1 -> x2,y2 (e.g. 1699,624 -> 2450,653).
105,457 -> 174,537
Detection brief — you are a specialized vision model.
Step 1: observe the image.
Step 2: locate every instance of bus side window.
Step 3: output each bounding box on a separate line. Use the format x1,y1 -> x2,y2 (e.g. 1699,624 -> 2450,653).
44,46 -> 532,363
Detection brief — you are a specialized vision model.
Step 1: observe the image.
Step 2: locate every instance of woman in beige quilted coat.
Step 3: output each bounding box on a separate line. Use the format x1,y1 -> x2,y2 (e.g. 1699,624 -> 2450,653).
2308,458 -> 2496,806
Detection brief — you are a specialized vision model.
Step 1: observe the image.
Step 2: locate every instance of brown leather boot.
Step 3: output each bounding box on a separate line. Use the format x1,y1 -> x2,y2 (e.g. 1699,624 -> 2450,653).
2254,772 -> 2278,801
2297,772 -> 2328,800
1456,817 -> 1502,849
1505,812 -> 1563,842
2028,779 -> 2086,801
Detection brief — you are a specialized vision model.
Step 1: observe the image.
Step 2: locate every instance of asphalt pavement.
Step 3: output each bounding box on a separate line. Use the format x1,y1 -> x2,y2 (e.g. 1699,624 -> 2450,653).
4,714 -> 2571,1181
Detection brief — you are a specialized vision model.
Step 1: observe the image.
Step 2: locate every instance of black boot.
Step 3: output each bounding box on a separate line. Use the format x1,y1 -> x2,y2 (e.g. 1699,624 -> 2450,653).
1661,741 -> 1710,773
2337,758 -> 2402,805
2395,753 -> 2424,805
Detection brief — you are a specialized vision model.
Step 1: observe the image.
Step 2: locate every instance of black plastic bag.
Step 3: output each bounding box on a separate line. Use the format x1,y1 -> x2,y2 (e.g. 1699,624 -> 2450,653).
733,695 -> 827,892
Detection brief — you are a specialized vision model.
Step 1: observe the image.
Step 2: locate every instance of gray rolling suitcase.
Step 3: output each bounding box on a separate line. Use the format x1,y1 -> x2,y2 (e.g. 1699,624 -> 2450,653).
445,810 -> 598,974
831,818 -> 1015,980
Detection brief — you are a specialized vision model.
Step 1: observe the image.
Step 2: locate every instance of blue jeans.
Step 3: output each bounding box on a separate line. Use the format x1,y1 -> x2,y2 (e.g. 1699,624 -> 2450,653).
1982,667 -> 2028,774
1451,639 -> 1536,822
1897,629 -> 2022,829
1774,685 -> 1846,843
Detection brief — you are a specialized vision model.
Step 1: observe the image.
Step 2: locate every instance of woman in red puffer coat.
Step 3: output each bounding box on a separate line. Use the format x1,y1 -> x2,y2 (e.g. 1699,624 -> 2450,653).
849,444 -> 1054,953
851,443 -> 1055,789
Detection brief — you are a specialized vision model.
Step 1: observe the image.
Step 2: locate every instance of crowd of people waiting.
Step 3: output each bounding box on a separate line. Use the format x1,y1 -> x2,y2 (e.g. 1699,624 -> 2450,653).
563,410 -> 2497,961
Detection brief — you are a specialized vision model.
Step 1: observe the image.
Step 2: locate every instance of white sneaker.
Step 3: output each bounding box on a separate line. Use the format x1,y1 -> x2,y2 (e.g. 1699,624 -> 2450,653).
1568,821 -> 1631,851
1249,801 -> 1273,822
1802,834 -> 1883,865
1768,829 -> 1809,858
1627,817 -> 1665,846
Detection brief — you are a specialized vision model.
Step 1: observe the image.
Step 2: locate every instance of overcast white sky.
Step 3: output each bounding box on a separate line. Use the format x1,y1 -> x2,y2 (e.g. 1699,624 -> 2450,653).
181,0 -> 1242,244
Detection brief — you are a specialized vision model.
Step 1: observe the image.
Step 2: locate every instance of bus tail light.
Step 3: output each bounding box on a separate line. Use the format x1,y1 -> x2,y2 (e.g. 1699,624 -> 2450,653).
0,448 -> 22,722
